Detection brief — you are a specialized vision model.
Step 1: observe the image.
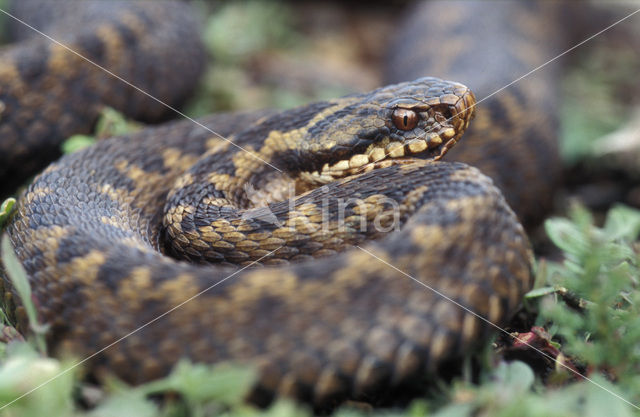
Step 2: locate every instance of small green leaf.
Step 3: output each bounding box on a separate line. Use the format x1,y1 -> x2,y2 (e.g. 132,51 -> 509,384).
493,361 -> 534,395
544,217 -> 589,257
0,345 -> 74,415
60,108 -> 138,155
85,391 -> 158,417
261,400 -> 311,417
583,377 -> 635,417
0,235 -> 48,353
525,286 -> 557,299
140,360 -> 256,407
432,403 -> 475,417
603,204 -> 640,243
0,198 -> 16,229
61,134 -> 96,154
95,107 -> 138,138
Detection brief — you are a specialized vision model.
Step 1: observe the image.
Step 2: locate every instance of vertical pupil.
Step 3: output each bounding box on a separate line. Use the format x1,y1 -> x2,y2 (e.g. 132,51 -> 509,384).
403,115 -> 408,126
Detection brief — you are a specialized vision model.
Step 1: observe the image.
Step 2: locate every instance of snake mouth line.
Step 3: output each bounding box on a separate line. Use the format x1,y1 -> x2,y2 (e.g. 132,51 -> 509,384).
306,130 -> 460,183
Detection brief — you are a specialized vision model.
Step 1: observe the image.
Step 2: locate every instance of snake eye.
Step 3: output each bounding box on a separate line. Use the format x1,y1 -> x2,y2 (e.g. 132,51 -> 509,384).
392,108 -> 419,131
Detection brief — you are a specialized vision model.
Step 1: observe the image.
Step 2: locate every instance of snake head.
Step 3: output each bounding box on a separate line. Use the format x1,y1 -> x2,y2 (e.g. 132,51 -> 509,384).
298,77 -> 476,181
379,77 -> 477,161
222,77 -> 476,195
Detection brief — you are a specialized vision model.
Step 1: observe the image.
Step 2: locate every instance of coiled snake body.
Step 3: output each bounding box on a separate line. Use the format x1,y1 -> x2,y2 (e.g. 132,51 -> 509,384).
0,0 -> 561,408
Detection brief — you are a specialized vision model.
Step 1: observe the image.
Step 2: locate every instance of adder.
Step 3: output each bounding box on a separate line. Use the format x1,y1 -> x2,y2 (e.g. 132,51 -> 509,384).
0,0 -> 572,408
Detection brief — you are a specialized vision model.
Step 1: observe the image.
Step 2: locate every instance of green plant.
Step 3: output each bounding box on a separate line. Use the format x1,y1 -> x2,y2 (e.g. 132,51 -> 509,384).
0,199 -> 15,230
61,107 -> 139,154
535,205 -> 640,403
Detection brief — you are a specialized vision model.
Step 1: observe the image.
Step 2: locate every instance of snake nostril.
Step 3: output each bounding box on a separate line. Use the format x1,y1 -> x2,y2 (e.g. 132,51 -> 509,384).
430,103 -> 455,124
441,107 -> 454,122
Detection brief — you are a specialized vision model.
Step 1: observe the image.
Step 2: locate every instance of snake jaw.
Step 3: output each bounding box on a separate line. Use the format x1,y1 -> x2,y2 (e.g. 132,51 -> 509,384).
309,91 -> 476,180
309,136 -> 452,182
255,78 -> 477,190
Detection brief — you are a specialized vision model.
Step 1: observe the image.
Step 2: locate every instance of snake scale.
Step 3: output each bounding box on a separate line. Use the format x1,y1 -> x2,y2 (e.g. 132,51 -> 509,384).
0,0 -> 565,408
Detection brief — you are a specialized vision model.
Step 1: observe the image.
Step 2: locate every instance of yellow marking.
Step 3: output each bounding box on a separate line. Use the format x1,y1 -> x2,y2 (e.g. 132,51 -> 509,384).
231,145 -> 260,179
117,266 -> 153,305
100,215 -> 125,228
212,240 -> 234,250
447,166 -> 486,184
120,11 -> 147,39
429,330 -> 452,362
96,25 -> 124,65
162,148 -> 199,172
259,237 -> 285,250
247,232 -> 270,241
158,273 -> 199,305
488,295 -> 502,323
201,196 -> 231,206
65,250 -> 107,285
206,137 -> 230,151
232,101 -> 354,179
47,43 -> 83,75
172,173 -> 194,189
24,187 -> 52,204
198,227 -> 222,242
461,313 -> 478,342
235,240 -> 259,251
271,228 -> 296,239
99,177 -> 133,204
229,269 -> 299,304
124,164 -> 146,182
410,224 -> 444,249
0,61 -> 21,83
26,225 -> 70,266
114,158 -> 165,201
401,185 -> 429,210
206,172 -> 234,188
330,250 -> 382,289
222,232 -> 246,243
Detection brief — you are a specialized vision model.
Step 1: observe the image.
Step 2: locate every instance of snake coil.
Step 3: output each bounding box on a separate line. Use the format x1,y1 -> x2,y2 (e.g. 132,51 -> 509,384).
0,0 -> 561,408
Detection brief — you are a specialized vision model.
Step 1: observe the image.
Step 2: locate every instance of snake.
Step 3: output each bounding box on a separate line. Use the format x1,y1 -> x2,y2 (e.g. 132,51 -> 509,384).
0,0 -> 563,408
